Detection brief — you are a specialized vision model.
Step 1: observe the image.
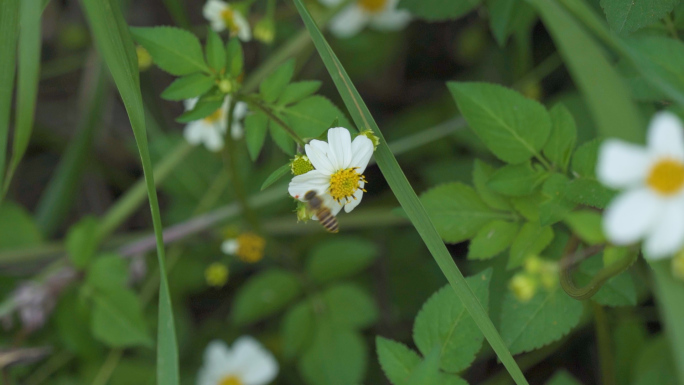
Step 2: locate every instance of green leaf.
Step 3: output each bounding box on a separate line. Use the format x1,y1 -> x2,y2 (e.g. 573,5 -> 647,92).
205,28 -> 225,72
563,210 -> 605,245
500,287 -> 583,354
283,95 -> 353,139
571,139 -> 601,178
508,222 -> 553,269
65,217 -> 100,268
546,370 -> 582,385
175,91 -> 224,123
0,0 -> 20,191
413,269 -> 492,373
282,301 -> 315,360
299,325 -> 367,385
376,337 -> 421,385
306,237 -> 378,283
613,316 -> 647,385
232,269 -> 302,325
261,163 -> 292,191
624,36 -> 684,101
651,261 -> 684,383
130,26 -> 209,76
574,256 -> 636,306
600,0 -> 678,34
160,73 -> 215,101
421,182 -> 509,243
564,178 -> 615,209
269,118 -> 296,155
260,59 -> 295,103
86,254 -> 129,291
55,291 -> 100,358
633,335 -> 678,385
0,202 -> 42,249
398,0 -> 482,21
543,104 -> 577,172
225,38 -> 243,77
468,220 -> 520,260
488,162 -> 549,197
473,160 -> 513,211
448,82 -> 551,164
487,0 -> 536,46
539,174 -> 575,226
405,347 -> 442,385
245,111 -> 270,160
510,192 -> 543,222
278,80 -> 322,106
88,286 -> 153,348
529,0 -> 642,143
320,283 -> 378,329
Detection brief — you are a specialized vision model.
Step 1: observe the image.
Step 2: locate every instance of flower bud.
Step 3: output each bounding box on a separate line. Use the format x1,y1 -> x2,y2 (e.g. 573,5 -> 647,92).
358,129 -> 380,151
291,155 -> 314,176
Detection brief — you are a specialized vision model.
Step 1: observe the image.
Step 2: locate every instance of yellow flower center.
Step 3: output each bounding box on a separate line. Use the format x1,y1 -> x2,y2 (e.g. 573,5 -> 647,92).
358,0 -> 387,13
219,375 -> 242,385
221,8 -> 241,34
236,232 -> 266,263
203,108 -> 223,124
205,263 -> 229,287
647,158 -> 684,195
291,155 -> 314,175
328,167 -> 367,203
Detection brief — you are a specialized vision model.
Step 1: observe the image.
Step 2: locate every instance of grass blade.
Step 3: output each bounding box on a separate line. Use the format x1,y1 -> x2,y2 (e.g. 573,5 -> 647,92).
290,1 -> 529,383
4,0 -> 42,196
79,0 -> 179,383
0,0 -> 20,194
652,261 -> 684,383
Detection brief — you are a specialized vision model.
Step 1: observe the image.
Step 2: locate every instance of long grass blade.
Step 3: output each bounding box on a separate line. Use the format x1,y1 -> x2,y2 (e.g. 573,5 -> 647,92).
290,1 -> 529,383
0,0 -> 20,194
651,261 -> 684,383
79,0 -> 179,383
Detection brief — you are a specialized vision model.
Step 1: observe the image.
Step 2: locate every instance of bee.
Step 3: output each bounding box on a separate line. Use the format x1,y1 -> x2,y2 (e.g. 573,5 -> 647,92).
304,190 -> 339,233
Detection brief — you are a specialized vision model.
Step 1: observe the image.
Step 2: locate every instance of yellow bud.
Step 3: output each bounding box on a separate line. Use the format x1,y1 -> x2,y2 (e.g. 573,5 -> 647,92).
509,273 -> 537,302
205,263 -> 229,287
524,255 -> 544,274
136,46 -> 153,72
218,79 -> 233,93
296,201 -> 310,223
291,154 -> 314,176
672,250 -> 684,281
358,129 -> 380,151
253,18 -> 275,44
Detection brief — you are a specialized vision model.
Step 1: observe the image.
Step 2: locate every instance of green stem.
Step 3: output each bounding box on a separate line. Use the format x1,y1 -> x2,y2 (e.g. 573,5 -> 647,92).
90,349 -> 122,385
241,94 -> 306,146
593,303 -> 615,385
663,14 -> 680,41
23,351 -> 73,385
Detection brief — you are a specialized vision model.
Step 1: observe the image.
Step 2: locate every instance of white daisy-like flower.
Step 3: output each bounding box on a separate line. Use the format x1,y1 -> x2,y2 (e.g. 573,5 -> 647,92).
288,127 -> 374,217
597,112 -> 684,260
319,0 -> 411,38
203,0 -> 251,41
184,97 -> 248,152
197,336 -> 278,385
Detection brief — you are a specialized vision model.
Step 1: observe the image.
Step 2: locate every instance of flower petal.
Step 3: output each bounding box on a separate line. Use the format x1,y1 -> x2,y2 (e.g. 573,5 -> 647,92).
184,122 -> 206,145
329,5 -> 370,38
229,336 -> 279,385
305,140 -> 335,174
343,181 -> 364,213
202,126 -> 224,152
203,0 -> 227,20
643,197 -> 684,259
234,10 -> 252,41
369,8 -> 411,31
289,170 -> 330,200
183,97 -> 199,111
327,127 -> 353,169
221,239 -> 238,255
597,139 -> 649,189
231,122 -> 244,140
197,340 -> 231,385
234,101 -> 249,120
350,135 -> 374,173
647,111 -> 684,160
603,188 -> 663,246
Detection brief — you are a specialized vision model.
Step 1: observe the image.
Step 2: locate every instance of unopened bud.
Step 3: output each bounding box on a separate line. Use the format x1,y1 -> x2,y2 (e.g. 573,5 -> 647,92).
291,155 -> 314,176
136,46 -> 153,72
218,79 -> 233,93
296,201 -> 310,223
509,273 -> 537,302
358,129 -> 380,151
254,17 -> 275,44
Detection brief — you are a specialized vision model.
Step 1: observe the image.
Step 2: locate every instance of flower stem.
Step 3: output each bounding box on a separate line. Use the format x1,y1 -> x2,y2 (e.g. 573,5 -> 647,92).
593,302 -> 615,385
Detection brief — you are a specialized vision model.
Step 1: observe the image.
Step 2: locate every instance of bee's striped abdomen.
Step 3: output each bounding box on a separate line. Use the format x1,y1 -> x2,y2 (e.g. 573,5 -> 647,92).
318,209 -> 339,233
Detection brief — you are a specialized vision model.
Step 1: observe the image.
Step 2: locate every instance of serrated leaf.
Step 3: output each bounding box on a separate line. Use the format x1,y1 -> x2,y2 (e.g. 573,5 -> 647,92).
500,287 -> 582,354
571,138 -> 601,178
600,0 -> 678,34
160,73 -> 215,101
282,301 -> 315,360
405,347 -> 442,385
130,26 -> 209,76
488,162 -> 549,197
306,237 -> 378,283
398,0 -> 482,21
278,80 -> 322,106
564,178 -> 615,209
320,283 -> 378,329
508,222 -> 553,269
261,163 -> 292,191
574,256 -> 636,306
260,59 -> 295,103
283,95 -> 353,139
563,210 -> 605,245
539,174 -> 575,226
448,82 -> 551,164
299,325 -> 367,385
623,36 -> 684,102
245,112 -> 269,160
232,269 -> 302,325
175,91 -> 223,123
472,160 -> 513,211
376,337 -> 421,385
413,269 -> 492,373
205,29 -> 225,72
510,192 -> 543,222
468,220 -> 520,260
0,202 -> 42,249
543,104 -> 576,172
226,38 -> 243,77
89,286 -> 153,348
421,182 -> 510,243
86,254 -> 128,291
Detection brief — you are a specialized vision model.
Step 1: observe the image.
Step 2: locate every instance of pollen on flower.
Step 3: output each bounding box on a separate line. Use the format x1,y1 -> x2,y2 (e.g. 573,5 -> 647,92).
219,375 -> 243,385
235,232 -> 266,263
329,167 -> 367,203
291,155 -> 314,176
221,8 -> 240,34
204,108 -> 223,124
647,158 -> 684,195
205,263 -> 229,287
358,0 -> 387,13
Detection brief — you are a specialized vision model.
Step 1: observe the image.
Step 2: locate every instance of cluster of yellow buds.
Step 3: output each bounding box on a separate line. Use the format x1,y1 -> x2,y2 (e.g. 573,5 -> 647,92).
509,255 -> 558,302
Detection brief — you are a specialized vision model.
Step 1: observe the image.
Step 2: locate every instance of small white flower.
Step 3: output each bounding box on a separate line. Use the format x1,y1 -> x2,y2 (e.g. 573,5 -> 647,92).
184,97 -> 248,152
319,0 -> 411,38
197,337 -> 278,385
203,0 -> 252,41
598,112 -> 684,260
289,127 -> 374,217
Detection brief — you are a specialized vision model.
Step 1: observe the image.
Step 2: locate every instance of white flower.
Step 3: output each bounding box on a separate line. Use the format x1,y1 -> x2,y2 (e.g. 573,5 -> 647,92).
184,97 -> 248,152
289,127 -> 374,217
597,112 -> 684,260
197,337 -> 278,385
319,0 -> 411,38
203,0 -> 251,41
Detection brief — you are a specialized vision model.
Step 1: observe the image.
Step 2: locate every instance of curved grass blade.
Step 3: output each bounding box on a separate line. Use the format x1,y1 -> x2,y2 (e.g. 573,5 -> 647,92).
79,0 -> 179,383
290,1 -> 529,383
0,0 -> 20,195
